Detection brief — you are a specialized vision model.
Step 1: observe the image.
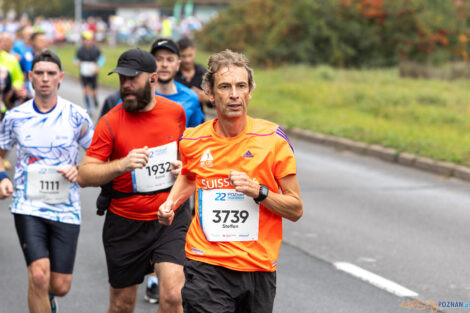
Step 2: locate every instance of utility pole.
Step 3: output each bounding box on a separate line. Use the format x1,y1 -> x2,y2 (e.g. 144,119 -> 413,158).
75,0 -> 82,45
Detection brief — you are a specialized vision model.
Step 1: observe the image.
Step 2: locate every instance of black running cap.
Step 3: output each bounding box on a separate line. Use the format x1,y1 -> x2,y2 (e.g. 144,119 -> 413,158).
150,38 -> 180,56
108,48 -> 156,77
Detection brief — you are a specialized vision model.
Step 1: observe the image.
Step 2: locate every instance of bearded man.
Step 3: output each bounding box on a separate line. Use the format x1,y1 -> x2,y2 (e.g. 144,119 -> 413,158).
77,48 -> 190,313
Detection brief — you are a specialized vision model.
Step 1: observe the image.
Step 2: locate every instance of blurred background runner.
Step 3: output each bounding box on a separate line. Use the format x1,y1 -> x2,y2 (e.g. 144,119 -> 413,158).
175,37 -> 211,115
74,30 -> 105,115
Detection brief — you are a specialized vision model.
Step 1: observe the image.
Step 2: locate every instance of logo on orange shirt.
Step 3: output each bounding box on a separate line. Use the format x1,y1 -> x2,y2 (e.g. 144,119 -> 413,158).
200,149 -> 213,167
243,150 -> 254,158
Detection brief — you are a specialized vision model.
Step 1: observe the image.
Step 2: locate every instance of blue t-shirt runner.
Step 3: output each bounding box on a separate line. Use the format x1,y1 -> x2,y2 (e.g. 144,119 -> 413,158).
155,81 -> 204,127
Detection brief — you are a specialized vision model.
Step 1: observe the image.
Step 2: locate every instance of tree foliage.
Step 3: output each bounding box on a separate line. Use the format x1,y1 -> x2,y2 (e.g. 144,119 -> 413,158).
196,0 -> 470,67
3,0 -> 75,18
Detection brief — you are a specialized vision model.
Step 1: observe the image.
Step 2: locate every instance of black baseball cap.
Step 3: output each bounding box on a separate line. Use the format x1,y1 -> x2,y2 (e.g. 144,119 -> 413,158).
108,48 -> 156,77
150,38 -> 180,56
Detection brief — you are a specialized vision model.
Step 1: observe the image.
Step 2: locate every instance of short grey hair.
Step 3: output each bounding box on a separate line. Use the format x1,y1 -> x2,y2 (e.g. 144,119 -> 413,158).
202,49 -> 256,93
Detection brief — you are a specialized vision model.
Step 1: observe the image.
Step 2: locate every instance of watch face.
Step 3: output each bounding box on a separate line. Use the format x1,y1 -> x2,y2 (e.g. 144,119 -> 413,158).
261,185 -> 269,197
254,184 -> 269,203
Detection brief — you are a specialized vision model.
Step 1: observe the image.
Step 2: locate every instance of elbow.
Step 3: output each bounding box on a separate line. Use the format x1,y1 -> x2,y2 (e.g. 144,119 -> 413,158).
77,170 -> 91,188
288,203 -> 303,222
77,175 -> 86,188
289,211 -> 303,222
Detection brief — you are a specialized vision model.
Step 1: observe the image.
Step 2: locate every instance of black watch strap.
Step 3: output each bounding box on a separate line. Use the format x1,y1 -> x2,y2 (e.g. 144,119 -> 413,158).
254,184 -> 269,204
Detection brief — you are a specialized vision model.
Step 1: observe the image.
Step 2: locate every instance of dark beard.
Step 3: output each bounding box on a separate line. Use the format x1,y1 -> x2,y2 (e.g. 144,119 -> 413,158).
121,81 -> 152,112
157,77 -> 172,84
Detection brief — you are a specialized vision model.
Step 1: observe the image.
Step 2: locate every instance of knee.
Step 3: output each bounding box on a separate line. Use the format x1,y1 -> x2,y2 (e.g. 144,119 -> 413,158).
111,294 -> 136,313
160,285 -> 183,309
50,283 -> 70,297
50,276 -> 72,297
29,267 -> 49,292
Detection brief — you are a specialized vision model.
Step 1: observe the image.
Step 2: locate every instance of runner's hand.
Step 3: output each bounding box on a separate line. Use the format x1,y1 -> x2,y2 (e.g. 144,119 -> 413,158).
229,169 -> 260,198
158,200 -> 175,226
0,178 -> 13,199
57,165 -> 78,183
170,160 -> 182,177
14,87 -> 28,99
120,147 -> 149,172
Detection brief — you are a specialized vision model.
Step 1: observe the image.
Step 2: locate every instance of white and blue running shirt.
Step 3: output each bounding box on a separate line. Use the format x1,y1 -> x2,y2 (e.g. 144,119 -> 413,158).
0,97 -> 94,224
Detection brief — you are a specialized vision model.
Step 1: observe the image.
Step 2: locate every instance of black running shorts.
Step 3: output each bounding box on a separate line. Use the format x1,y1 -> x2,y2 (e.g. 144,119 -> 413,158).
103,201 -> 191,288
80,75 -> 98,89
14,213 -> 80,274
182,259 -> 277,313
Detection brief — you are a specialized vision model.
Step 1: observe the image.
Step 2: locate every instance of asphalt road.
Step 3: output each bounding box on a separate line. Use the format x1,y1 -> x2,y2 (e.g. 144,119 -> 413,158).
1,76 -> 468,312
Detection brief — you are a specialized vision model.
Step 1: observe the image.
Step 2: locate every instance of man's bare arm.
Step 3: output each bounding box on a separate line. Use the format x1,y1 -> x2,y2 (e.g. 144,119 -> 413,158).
158,173 -> 196,225
229,171 -> 303,222
261,174 -> 303,222
77,147 -> 149,187
0,149 -> 13,198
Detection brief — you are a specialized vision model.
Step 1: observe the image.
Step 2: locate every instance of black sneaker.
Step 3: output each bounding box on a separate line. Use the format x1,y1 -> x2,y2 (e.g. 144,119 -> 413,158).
144,283 -> 159,304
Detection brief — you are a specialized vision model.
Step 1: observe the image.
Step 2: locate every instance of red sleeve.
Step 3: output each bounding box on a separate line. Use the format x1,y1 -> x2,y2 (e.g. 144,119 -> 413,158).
179,106 -> 186,139
86,116 -> 114,161
177,105 -> 186,163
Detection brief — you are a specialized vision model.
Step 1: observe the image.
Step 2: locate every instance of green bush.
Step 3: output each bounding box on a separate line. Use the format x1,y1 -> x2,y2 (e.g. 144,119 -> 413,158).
196,0 -> 469,67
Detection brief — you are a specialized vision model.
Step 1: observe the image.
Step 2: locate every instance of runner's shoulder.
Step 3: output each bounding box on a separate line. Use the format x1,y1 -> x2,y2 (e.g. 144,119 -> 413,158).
250,117 -> 281,135
155,94 -> 186,113
3,99 -> 31,121
249,117 -> 292,148
100,101 -> 123,123
58,97 -> 90,118
175,81 -> 198,102
180,119 -> 212,140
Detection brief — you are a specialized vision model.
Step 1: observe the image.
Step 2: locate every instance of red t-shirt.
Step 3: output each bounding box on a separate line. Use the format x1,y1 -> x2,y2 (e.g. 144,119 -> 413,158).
86,95 -> 186,220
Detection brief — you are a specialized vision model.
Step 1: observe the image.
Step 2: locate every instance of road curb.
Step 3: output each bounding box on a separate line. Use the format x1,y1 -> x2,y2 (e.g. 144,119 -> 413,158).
284,127 -> 470,183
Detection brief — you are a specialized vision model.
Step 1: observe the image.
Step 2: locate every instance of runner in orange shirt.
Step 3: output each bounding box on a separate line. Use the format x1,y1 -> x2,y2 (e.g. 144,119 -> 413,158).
158,49 -> 303,313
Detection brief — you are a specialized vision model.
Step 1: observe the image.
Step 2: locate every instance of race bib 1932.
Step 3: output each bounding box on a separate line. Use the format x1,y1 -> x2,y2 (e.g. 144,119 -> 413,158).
25,164 -> 71,204
198,188 -> 259,242
132,142 -> 177,193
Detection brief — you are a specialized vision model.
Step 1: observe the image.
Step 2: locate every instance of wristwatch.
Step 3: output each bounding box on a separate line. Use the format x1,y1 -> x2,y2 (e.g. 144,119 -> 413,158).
254,184 -> 269,204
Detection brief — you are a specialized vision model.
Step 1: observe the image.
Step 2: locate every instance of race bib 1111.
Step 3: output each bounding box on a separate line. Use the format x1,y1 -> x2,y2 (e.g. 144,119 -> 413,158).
25,164 -> 71,204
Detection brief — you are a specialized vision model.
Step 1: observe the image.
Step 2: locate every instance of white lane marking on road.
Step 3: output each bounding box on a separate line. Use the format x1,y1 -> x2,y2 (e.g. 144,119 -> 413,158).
334,262 -> 419,298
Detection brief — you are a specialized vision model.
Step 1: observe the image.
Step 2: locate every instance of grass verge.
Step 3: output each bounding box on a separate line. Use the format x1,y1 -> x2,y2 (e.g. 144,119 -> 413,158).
53,44 -> 470,166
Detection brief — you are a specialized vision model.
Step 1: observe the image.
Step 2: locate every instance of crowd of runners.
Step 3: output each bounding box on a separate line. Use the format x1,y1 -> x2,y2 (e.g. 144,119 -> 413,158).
0,26 -> 303,313
0,14 -> 203,46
